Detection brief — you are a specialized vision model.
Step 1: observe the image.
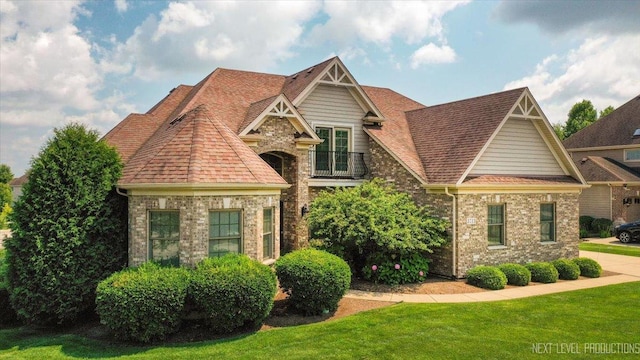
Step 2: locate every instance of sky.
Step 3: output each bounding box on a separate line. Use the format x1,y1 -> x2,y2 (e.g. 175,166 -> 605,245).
1,0 -> 639,177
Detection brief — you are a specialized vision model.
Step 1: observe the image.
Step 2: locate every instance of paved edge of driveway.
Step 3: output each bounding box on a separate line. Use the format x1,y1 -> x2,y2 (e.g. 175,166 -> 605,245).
344,250 -> 640,303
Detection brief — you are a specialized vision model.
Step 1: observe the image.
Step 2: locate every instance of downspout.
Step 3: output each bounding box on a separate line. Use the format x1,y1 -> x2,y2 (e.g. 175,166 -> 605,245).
116,187 -> 128,197
444,187 -> 457,278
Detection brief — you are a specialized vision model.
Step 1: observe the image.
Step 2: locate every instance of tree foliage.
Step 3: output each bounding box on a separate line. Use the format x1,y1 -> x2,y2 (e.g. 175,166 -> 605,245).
0,183 -> 11,210
307,179 -> 449,274
564,100 -> 597,139
6,123 -> 128,325
0,164 -> 12,184
599,105 -> 615,119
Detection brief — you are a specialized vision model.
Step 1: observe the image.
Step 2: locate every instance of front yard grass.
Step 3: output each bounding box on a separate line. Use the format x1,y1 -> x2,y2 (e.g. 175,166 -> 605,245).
580,242 -> 640,257
1,281 -> 639,359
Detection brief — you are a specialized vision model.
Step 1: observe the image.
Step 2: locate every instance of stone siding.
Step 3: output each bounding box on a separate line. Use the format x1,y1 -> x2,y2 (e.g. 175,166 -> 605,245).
128,194 -> 280,267
455,192 -> 580,276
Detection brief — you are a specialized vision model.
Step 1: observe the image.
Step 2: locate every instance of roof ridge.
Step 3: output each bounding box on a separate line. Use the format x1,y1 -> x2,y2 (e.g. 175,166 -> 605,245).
407,87 -> 526,112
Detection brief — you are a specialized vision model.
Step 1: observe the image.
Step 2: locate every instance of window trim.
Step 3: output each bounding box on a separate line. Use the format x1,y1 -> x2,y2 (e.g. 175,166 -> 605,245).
262,207 -> 275,260
208,210 -> 243,258
540,203 -> 556,243
624,148 -> 640,162
148,210 -> 180,266
487,204 -> 506,246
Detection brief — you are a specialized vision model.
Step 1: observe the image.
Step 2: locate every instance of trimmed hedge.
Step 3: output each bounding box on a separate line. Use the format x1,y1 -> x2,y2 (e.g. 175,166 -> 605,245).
526,262 -> 559,283
572,257 -> 602,278
96,262 -> 189,343
466,266 -> 507,290
275,249 -> 351,316
497,263 -> 531,286
189,254 -> 277,333
552,258 -> 580,280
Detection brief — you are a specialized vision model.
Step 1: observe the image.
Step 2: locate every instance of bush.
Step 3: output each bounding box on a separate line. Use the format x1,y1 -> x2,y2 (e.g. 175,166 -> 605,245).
526,262 -> 559,283
6,123 -> 127,325
188,254 -> 277,333
579,215 -> 594,232
552,259 -> 580,280
592,218 -> 612,233
361,253 -> 429,286
599,230 -> 611,238
579,229 -> 589,238
466,266 -> 507,290
307,179 -> 449,275
0,250 -> 18,325
497,263 -> 531,286
275,249 -> 351,316
96,262 -> 189,343
572,258 -> 602,278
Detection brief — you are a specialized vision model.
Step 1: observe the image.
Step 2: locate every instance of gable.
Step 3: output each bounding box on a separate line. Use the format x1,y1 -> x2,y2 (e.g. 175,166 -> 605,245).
469,117 -> 566,176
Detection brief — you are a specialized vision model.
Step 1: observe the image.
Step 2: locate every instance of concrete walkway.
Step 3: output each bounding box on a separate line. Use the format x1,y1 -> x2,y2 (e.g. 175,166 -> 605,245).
344,250 -> 640,303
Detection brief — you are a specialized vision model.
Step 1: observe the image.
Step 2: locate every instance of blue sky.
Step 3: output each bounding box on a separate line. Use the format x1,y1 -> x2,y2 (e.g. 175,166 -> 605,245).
1,0 -> 639,177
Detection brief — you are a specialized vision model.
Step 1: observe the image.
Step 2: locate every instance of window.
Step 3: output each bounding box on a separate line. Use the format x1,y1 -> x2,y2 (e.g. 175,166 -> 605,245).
315,127 -> 351,173
540,203 -> 556,242
209,211 -> 242,258
263,208 -> 274,260
149,211 -> 180,266
488,205 -> 505,246
625,149 -> 640,161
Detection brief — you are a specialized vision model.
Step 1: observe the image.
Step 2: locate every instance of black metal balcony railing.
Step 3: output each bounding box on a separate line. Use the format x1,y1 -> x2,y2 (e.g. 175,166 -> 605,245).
309,150 -> 368,179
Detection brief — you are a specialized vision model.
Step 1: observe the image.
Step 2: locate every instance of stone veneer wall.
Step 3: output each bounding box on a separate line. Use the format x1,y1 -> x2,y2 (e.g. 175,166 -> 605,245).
612,185 -> 640,224
455,192 -> 579,276
368,138 -> 455,277
128,194 -> 280,267
253,116 -> 311,251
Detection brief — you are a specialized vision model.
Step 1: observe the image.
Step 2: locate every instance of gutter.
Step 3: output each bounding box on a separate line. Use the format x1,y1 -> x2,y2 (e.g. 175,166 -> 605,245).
444,187 -> 457,278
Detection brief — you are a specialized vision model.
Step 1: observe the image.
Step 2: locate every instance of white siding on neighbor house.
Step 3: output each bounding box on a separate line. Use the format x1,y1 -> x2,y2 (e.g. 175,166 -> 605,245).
299,84 -> 368,157
579,185 -> 611,219
469,118 -> 566,176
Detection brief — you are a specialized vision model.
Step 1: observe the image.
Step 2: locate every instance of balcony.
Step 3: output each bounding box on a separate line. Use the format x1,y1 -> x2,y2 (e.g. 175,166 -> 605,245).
309,150 -> 368,179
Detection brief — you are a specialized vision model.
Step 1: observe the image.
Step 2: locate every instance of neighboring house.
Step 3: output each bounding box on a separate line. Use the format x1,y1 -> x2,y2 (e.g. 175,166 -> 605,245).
104,57 -> 587,277
9,173 -> 28,203
563,95 -> 640,224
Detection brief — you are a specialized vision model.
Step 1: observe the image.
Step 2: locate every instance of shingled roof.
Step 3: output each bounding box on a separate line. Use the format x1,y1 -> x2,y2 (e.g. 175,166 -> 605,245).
119,105 -> 287,187
405,88 -> 526,184
563,94 -> 640,149
573,156 -> 640,183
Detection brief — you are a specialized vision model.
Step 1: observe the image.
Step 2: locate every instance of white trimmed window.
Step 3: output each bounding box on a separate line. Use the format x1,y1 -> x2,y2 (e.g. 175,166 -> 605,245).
209,211 -> 242,258
263,208 -> 274,260
624,149 -> 640,162
148,211 -> 180,266
540,203 -> 556,242
488,204 -> 505,246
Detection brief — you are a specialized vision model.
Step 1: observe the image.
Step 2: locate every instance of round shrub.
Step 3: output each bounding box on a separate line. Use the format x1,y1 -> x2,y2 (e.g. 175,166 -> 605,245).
572,257 -> 602,278
96,262 -> 189,343
361,253 -> 430,286
497,263 -> 531,286
525,262 -> 559,283
189,254 -> 277,334
275,249 -> 351,316
552,258 -> 580,280
466,266 -> 507,290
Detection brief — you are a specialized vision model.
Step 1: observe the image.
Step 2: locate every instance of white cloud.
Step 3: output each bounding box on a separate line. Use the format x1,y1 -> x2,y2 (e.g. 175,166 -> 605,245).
410,43 -> 457,68
310,1 -> 468,45
114,0 -> 128,14
504,34 -> 640,124
106,1 -> 322,80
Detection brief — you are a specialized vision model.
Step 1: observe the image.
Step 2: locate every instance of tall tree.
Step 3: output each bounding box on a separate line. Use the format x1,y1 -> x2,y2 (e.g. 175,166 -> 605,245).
6,123 -> 128,325
0,164 -> 13,184
564,100 -> 597,139
553,123 -> 566,140
599,105 -> 615,119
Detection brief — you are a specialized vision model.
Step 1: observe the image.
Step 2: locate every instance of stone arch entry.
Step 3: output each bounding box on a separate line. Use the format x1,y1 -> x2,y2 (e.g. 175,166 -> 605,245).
260,151 -> 297,253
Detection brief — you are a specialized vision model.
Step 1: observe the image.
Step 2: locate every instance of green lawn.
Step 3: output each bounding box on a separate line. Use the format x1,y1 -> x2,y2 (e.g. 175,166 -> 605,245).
2,282 -> 640,359
580,242 -> 640,257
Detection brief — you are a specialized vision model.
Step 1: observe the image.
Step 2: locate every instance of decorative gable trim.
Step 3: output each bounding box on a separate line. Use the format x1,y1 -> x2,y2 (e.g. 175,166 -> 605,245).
458,88 -> 587,186
239,95 -> 321,145
292,58 -> 386,124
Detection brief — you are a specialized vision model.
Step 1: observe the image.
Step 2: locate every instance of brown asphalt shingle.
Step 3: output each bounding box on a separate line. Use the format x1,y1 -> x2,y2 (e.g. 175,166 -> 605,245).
120,105 -> 286,186
573,156 -> 640,183
563,94 -> 640,149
